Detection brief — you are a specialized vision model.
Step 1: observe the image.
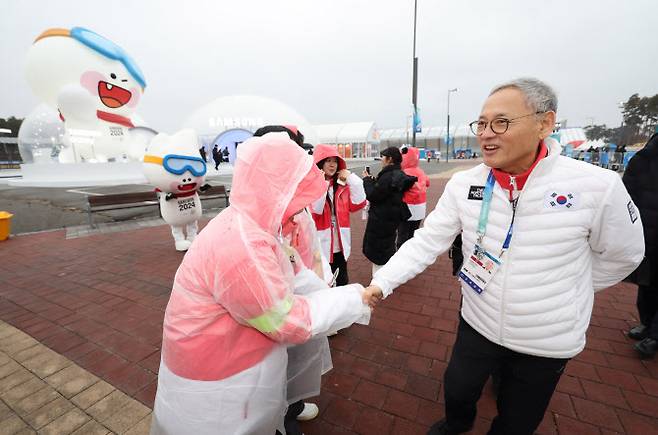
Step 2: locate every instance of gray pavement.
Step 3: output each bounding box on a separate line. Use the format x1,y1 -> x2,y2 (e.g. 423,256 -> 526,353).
0,158 -> 479,235
0,320 -> 152,435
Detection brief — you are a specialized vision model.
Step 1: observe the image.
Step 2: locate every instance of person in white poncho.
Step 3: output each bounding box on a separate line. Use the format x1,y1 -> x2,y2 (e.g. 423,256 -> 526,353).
151,133 -> 370,435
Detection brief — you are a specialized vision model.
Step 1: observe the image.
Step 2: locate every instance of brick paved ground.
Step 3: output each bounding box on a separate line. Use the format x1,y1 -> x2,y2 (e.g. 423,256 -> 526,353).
1,176 -> 657,434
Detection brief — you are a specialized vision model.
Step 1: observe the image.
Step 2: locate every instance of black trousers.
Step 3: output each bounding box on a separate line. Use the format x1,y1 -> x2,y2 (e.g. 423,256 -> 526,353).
279,400 -> 304,435
330,251 -> 349,287
443,318 -> 568,435
637,285 -> 658,339
396,220 -> 421,250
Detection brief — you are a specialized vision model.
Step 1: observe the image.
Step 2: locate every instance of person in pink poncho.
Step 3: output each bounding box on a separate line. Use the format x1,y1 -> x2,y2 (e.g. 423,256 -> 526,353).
397,146 -> 430,249
151,133 -> 370,435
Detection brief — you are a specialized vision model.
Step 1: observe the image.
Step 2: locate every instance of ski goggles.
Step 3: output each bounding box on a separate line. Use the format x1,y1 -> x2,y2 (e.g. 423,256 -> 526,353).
70,27 -> 147,89
143,154 -> 207,177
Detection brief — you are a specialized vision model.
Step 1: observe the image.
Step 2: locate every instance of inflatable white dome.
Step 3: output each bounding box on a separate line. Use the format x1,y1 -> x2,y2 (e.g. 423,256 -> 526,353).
181,95 -> 319,148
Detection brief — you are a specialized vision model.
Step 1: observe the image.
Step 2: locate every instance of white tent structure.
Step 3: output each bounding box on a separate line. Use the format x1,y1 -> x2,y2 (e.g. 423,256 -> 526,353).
315,122 -> 379,158
577,139 -> 605,149
379,124 -> 477,156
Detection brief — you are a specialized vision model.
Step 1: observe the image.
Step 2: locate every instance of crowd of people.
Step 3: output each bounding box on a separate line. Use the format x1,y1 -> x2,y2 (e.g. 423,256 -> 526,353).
150,77 -> 652,435
570,143 -> 634,172
198,144 -> 230,170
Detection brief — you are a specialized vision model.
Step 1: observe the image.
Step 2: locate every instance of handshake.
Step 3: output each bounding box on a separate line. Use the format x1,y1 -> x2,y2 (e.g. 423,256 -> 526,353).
361,285 -> 384,308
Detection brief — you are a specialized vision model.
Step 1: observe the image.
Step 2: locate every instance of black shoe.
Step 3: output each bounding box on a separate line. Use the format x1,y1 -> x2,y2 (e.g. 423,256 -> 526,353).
629,325 -> 648,340
635,338 -> 658,358
427,418 -> 472,435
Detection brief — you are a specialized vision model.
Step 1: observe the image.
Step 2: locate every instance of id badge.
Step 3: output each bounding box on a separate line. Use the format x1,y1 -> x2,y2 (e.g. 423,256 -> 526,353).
458,244 -> 502,294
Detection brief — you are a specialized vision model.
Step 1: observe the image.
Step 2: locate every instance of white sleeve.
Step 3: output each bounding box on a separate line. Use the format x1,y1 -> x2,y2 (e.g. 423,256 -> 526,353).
371,176 -> 463,297
304,284 -> 371,336
310,193 -> 326,214
589,175 -> 645,291
293,268 -> 330,296
347,173 -> 367,204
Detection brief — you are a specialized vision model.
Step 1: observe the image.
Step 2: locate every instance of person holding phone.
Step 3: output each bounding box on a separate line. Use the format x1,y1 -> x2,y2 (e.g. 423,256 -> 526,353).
362,146 -> 418,276
311,144 -> 367,287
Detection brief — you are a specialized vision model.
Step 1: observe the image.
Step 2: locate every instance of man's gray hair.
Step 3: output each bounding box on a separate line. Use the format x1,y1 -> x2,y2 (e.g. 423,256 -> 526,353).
490,78 -> 558,113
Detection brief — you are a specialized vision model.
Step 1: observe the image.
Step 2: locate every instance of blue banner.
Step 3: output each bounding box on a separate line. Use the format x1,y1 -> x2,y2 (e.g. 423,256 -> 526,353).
413,109 -> 422,133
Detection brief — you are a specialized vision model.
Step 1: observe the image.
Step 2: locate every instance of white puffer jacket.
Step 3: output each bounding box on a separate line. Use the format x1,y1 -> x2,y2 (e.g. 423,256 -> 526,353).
372,139 -> 645,358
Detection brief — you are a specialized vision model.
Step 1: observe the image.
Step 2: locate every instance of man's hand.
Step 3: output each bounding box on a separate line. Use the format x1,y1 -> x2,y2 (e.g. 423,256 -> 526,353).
362,285 -> 383,308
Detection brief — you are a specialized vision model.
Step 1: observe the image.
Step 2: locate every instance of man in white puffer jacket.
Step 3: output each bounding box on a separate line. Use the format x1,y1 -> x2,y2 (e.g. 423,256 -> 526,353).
363,78 -> 645,435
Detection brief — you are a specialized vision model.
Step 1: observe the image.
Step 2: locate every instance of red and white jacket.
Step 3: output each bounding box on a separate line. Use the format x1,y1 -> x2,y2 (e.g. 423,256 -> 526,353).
311,144 -> 367,262
401,147 -> 430,221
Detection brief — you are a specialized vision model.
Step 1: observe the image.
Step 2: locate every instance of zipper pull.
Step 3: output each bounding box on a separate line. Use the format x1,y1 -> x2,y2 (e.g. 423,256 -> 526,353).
509,176 -> 517,201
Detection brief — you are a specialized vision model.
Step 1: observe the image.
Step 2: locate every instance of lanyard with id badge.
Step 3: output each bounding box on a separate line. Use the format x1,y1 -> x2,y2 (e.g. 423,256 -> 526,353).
459,171 -> 517,294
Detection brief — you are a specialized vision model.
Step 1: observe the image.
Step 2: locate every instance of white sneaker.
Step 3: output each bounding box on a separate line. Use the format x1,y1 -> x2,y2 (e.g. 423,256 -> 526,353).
296,402 -> 319,421
174,240 -> 192,251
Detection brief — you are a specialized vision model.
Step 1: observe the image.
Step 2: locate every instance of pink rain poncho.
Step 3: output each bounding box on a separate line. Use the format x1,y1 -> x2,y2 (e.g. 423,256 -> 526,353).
152,133 -> 370,435
283,210 -> 333,405
401,146 -> 430,220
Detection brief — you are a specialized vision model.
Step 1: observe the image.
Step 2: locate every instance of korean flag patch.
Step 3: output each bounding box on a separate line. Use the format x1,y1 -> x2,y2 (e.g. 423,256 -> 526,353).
627,201 -> 638,223
545,191 -> 578,210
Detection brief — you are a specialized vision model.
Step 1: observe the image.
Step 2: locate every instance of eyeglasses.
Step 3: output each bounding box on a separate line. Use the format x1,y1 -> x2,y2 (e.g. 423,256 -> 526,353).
469,111 -> 545,136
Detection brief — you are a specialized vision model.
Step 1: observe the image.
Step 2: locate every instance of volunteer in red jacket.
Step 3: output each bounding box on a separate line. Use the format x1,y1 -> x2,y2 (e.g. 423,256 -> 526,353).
398,146 -> 430,249
311,144 -> 367,286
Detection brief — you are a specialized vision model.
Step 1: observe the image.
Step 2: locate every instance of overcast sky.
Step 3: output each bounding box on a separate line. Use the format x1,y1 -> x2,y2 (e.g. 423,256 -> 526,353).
1,0 -> 657,134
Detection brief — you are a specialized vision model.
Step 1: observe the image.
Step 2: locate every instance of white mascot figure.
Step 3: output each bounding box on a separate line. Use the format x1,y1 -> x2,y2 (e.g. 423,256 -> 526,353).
143,129 -> 210,251
25,27 -> 146,163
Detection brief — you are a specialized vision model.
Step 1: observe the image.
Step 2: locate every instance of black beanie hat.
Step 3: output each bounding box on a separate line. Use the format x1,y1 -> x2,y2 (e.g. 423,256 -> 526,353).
380,146 -> 402,165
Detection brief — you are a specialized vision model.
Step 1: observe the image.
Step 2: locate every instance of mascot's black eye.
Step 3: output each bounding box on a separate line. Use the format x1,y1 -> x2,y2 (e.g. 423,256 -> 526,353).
110,73 -> 117,79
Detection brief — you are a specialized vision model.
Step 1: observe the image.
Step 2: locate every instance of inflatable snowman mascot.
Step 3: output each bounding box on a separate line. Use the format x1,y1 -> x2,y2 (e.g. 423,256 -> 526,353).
143,129 -> 210,251
25,27 -> 146,162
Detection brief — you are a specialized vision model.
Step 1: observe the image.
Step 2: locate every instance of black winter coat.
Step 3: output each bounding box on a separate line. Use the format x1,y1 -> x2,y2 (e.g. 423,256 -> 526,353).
623,133 -> 658,287
362,164 -> 417,264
